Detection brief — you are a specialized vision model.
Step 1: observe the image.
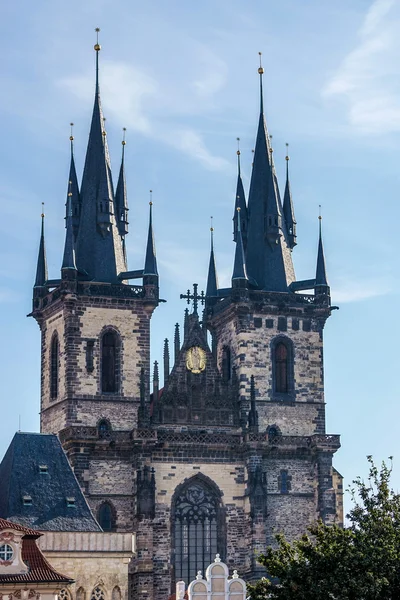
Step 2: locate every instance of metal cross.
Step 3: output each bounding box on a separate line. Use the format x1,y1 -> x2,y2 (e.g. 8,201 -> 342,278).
180,283 -> 205,316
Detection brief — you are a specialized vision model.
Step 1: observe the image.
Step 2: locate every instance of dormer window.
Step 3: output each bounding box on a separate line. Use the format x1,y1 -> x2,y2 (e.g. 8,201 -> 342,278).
0,544 -> 13,561
66,497 -> 76,508
23,495 -> 32,506
39,465 -> 48,474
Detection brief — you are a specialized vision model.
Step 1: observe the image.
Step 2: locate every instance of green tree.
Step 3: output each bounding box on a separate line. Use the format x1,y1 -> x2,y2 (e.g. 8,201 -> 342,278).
248,457 -> 400,600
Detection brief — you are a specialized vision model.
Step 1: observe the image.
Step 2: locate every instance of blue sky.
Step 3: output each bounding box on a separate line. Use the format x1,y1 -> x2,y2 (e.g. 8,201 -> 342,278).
1,0 -> 400,510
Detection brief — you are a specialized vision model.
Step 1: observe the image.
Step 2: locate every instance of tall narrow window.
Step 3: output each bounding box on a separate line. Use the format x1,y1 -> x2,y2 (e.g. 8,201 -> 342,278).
98,502 -> 113,531
222,346 -> 231,382
50,333 -> 59,400
173,477 -> 225,586
279,470 -> 291,494
275,342 -> 288,393
101,330 -> 118,393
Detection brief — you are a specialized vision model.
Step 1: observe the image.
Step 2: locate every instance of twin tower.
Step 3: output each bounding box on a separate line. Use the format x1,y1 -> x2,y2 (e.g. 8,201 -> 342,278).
30,39 -> 341,600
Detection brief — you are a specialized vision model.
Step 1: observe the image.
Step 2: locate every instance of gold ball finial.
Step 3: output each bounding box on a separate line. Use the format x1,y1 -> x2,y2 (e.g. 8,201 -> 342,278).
149,189 -> 153,206
236,137 -> 241,156
122,127 -> 127,146
285,142 -> 289,161
94,27 -> 101,52
210,215 -> 214,232
41,202 -> 45,218
69,122 -> 74,141
318,204 -> 322,221
258,51 -> 264,75
237,207 -> 241,213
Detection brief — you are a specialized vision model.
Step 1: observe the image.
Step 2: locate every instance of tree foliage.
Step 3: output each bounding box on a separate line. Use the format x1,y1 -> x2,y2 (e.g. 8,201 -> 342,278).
248,457 -> 400,600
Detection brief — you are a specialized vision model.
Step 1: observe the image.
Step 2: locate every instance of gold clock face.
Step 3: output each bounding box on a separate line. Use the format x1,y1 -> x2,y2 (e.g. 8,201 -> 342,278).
186,346 -> 206,374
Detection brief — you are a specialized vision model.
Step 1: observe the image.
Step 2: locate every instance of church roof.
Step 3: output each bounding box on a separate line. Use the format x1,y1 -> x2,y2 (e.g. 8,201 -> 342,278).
0,432 -> 101,532
0,518 -> 73,585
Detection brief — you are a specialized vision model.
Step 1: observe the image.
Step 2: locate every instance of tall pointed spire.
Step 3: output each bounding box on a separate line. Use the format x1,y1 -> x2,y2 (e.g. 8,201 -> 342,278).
115,128 -> 129,257
66,123 -> 80,241
62,180 -> 77,272
144,194 -> 158,276
34,204 -> 48,288
233,139 -> 248,248
283,144 -> 297,249
206,219 -> 218,298
245,53 -> 295,292
232,208 -> 248,284
315,210 -> 328,289
75,29 -> 126,283
163,338 -> 170,384
174,323 -> 180,364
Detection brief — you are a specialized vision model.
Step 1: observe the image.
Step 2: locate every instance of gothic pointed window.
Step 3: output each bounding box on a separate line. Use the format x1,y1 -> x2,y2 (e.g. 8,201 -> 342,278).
98,502 -> 114,531
101,330 -> 119,393
173,477 -> 225,585
222,346 -> 231,382
50,333 -> 59,400
275,343 -> 288,393
272,337 -> 294,397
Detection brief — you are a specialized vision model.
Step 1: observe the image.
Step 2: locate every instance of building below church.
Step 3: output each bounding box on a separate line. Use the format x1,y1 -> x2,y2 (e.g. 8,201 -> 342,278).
2,37 -> 343,600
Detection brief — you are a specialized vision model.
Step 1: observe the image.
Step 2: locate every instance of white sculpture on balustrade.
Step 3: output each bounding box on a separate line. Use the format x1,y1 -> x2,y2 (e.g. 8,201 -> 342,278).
176,554 -> 247,600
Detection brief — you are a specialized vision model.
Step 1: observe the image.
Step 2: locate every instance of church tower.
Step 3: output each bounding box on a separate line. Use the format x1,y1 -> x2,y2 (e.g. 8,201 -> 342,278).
29,43 -> 342,600
30,36 -> 159,462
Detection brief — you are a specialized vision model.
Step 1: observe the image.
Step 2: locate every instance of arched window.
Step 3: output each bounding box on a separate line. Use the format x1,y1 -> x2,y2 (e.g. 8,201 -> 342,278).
91,587 -> 105,600
101,330 -> 119,393
112,588 -> 121,600
76,588 -> 86,600
222,346 -> 231,382
272,338 -> 294,397
275,343 -> 288,393
58,590 -> 71,600
50,333 -> 59,400
98,419 -> 111,439
98,502 -> 114,531
173,476 -> 225,585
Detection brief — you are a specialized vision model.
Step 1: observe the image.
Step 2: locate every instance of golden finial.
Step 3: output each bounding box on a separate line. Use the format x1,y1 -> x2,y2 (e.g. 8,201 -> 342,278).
149,190 -> 153,206
236,137 -> 240,156
258,51 -> 264,75
210,216 -> 214,232
122,127 -> 127,146
318,204 -> 322,221
269,134 -> 273,154
41,202 -> 45,218
102,116 -> 106,137
94,27 -> 101,52
237,207 -> 241,213
68,180 -> 73,197
285,142 -> 289,161
69,122 -> 74,142
251,148 -> 255,167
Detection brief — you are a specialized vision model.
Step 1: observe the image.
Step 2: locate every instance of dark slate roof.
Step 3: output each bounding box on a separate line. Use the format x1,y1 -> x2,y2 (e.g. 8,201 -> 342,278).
0,518 -> 73,584
205,229 -> 218,297
315,219 -> 328,286
0,432 -> 101,532
144,202 -> 158,275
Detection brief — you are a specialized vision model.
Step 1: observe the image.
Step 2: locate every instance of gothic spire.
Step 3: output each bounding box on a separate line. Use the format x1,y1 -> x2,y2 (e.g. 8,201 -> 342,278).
66,124 -> 80,241
206,221 -> 218,298
315,213 -> 328,288
282,144 -> 297,249
143,196 -> 158,276
163,338 -> 170,384
62,183 -> 77,272
174,323 -> 180,364
115,128 -> 129,267
75,30 -> 126,283
233,139 -> 248,249
232,208 -> 248,283
34,206 -> 48,288
245,53 -> 295,292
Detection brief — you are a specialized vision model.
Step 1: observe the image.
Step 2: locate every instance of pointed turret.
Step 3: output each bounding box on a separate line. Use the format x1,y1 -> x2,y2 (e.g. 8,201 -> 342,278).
174,323 -> 180,365
163,338 -> 170,384
315,214 -> 329,293
66,124 -> 81,241
206,223 -> 218,299
62,184 -> 77,274
232,208 -> 248,286
282,145 -> 297,249
34,207 -> 48,289
115,128 -> 129,268
75,30 -> 126,283
246,53 -> 295,291
233,139 -> 248,249
144,197 -> 158,276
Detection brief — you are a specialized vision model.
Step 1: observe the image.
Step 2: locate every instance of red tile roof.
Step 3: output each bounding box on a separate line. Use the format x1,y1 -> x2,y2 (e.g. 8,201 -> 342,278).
0,519 -> 73,584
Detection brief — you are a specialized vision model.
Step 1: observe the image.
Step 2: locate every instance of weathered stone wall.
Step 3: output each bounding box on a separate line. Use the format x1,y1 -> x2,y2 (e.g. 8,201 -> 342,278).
38,531 -> 134,600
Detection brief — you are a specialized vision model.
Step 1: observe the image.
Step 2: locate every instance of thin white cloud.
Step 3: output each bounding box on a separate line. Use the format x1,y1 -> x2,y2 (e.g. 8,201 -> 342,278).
323,0 -> 400,133
331,277 -> 392,303
58,59 -> 230,172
